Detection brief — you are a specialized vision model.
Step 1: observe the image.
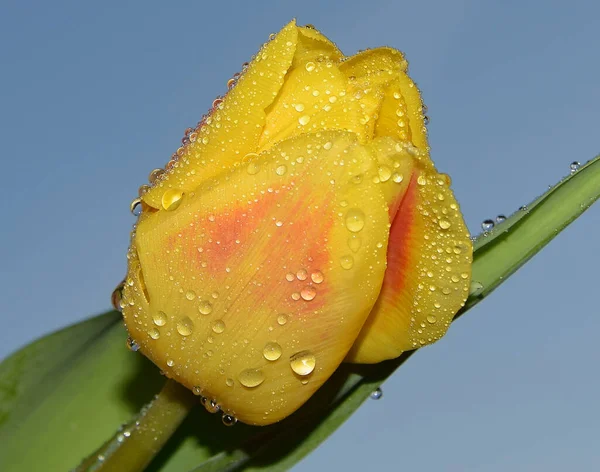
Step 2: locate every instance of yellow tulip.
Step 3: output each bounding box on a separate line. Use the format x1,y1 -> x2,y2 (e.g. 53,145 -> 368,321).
120,20 -> 472,426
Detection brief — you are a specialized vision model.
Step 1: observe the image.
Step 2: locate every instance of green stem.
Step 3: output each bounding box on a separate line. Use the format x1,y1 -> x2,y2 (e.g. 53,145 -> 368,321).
76,379 -> 196,472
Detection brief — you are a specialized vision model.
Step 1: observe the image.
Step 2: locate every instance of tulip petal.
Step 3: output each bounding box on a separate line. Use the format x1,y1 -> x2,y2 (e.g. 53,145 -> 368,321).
337,47 -> 430,161
338,47 -> 409,86
375,74 -> 430,156
141,21 -> 299,210
259,57 -> 383,150
122,131 -> 390,424
293,25 -> 343,66
346,165 -> 472,363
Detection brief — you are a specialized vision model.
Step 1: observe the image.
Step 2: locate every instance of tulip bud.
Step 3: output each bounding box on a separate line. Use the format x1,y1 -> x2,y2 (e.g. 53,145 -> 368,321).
121,20 -> 471,425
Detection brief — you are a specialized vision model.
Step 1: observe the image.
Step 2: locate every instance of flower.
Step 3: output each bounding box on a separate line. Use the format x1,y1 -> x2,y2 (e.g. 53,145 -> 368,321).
120,20 -> 472,426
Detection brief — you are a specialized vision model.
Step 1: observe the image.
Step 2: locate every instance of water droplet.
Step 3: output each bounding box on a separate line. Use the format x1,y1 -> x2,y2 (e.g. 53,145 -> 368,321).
370,387 -> 383,400
298,115 -> 311,126
417,175 -> 427,186
212,319 -> 226,334
481,219 -> 494,231
205,399 -> 220,414
126,336 -> 140,352
426,315 -> 437,324
247,161 -> 260,175
222,414 -> 238,426
148,168 -> 165,184
285,273 -> 295,282
345,208 -> 365,232
148,328 -> 160,340
378,165 -> 392,182
495,214 -> 506,223
177,316 -> 194,336
301,286 -> 316,301
438,219 -> 451,230
277,314 -> 288,325
130,198 -> 142,216
153,311 -> 168,326
293,103 -> 305,112
225,377 -> 234,387
340,255 -> 354,270
161,188 -> 184,211
238,368 -> 265,388
305,61 -> 316,72
392,172 -> 404,183
570,161 -> 581,173
263,342 -> 282,361
192,386 -> 202,396
275,165 -> 287,176
111,281 -> 125,312
291,292 -> 301,301
311,271 -> 324,284
290,351 -> 316,376
199,301 -> 213,315
348,234 -> 362,252
185,290 -> 196,301
166,359 -> 174,367
470,280 -> 484,296
296,269 -> 308,281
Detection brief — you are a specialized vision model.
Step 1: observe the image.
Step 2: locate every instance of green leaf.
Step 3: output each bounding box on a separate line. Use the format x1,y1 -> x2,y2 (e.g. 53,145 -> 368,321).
0,313 -> 166,471
0,312 -> 120,433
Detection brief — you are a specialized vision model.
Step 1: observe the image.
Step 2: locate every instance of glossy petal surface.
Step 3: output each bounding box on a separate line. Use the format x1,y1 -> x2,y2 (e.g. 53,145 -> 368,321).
141,21 -> 299,210
347,166 -> 472,363
122,131 -> 390,424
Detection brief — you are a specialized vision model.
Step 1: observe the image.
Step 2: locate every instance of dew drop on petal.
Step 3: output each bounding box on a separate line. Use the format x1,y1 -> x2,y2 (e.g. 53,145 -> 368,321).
340,255 -> 354,270
153,311 -> 168,326
378,165 -> 392,182
199,301 -> 213,315
310,270 -> 324,284
238,368 -> 265,388
370,387 -> 383,400
130,198 -> 142,216
348,234 -> 362,253
438,219 -> 451,230
161,189 -> 184,211
290,351 -> 316,376
176,316 -> 194,336
298,115 -> 311,126
277,314 -> 288,325
392,172 -> 404,183
126,337 -> 140,352
212,319 -> 226,334
263,342 -> 282,361
345,208 -> 365,233
222,414 -> 238,426
301,286 -> 316,301
148,328 -> 160,340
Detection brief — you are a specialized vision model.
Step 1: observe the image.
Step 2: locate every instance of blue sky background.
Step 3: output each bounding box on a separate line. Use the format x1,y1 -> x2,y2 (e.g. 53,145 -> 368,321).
1,1 -> 599,470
